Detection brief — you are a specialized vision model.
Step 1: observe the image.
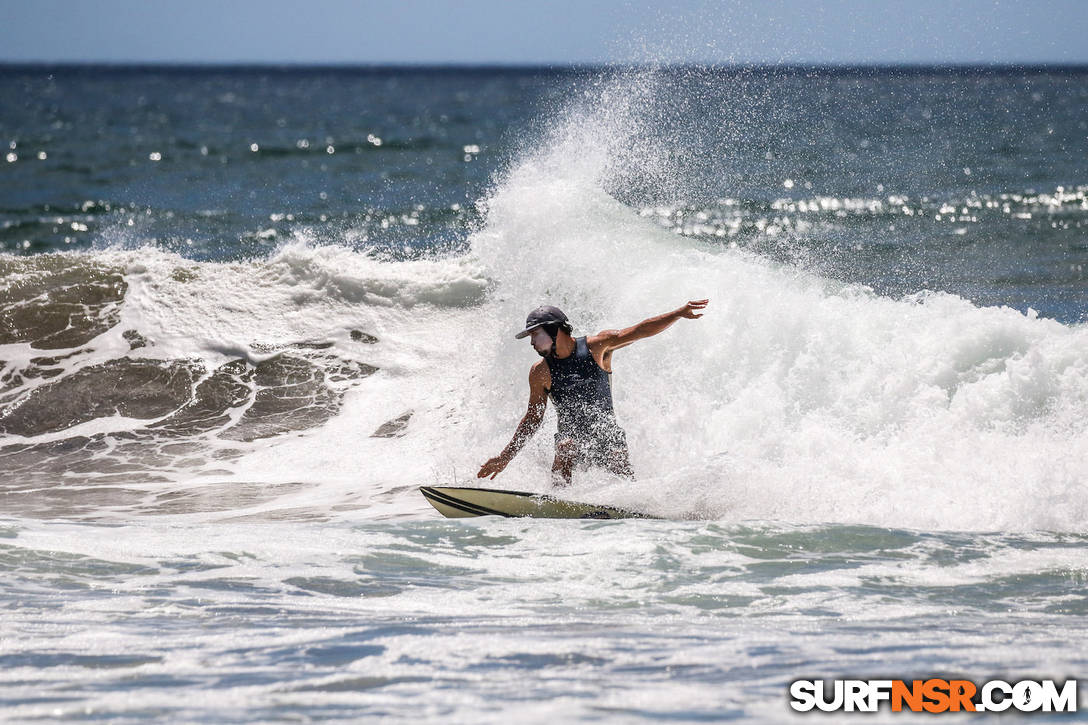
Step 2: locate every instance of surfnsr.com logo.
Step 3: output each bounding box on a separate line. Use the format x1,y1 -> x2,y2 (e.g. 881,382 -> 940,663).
789,679 -> 1078,713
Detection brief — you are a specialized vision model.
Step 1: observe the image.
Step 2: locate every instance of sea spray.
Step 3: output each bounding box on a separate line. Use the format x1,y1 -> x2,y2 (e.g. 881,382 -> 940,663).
462,70 -> 1088,530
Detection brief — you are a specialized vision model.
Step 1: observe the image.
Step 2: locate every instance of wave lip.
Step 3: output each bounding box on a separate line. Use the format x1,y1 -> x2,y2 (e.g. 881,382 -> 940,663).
259,242 -> 490,308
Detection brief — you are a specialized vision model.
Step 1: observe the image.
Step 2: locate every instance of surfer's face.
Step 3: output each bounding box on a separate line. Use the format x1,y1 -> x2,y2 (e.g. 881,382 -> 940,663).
530,327 -> 554,357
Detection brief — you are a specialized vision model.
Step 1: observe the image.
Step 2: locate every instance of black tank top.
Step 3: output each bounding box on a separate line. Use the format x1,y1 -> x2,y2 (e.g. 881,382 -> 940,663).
544,337 -> 621,439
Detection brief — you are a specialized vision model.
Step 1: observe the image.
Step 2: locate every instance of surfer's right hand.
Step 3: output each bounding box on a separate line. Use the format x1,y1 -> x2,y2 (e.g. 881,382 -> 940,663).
477,455 -> 509,479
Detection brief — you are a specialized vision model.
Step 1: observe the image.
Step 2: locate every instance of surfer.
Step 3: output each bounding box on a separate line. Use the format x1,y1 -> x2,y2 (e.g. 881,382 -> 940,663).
478,300 -> 709,486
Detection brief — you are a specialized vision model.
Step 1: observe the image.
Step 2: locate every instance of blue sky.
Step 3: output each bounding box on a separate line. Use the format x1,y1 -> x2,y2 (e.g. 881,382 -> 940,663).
3,0 -> 1087,65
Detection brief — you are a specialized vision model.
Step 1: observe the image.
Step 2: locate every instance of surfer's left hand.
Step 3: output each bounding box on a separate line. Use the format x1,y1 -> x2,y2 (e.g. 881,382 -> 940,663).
679,299 -> 708,319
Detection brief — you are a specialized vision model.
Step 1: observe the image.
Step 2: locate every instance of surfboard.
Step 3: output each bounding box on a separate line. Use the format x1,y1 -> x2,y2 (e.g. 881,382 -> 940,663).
419,486 -> 655,519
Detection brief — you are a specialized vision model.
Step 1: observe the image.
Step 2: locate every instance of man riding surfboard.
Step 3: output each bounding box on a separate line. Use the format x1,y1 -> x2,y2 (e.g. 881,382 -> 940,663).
478,299 -> 709,486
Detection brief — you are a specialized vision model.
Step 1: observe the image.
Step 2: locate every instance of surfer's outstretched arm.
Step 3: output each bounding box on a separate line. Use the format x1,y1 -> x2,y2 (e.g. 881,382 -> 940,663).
478,361 -> 549,480
594,299 -> 708,352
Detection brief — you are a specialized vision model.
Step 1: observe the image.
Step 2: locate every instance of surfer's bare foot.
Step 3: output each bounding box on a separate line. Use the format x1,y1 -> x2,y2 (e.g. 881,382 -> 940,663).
551,438 -> 576,486
551,472 -> 572,488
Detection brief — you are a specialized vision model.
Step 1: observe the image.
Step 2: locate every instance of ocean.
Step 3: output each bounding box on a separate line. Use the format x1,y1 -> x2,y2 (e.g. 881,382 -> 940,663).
2,64 -> 1087,721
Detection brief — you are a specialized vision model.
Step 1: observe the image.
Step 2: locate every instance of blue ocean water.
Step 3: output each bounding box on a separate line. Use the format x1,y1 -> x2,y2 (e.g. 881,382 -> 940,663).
2,65 -> 1088,721
4,65 -> 1087,317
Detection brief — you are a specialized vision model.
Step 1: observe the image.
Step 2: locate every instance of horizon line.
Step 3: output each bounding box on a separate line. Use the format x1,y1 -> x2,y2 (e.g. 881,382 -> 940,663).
3,60 -> 1088,74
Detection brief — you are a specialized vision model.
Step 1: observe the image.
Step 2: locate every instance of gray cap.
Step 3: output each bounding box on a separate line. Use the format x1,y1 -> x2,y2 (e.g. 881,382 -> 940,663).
514,305 -> 569,339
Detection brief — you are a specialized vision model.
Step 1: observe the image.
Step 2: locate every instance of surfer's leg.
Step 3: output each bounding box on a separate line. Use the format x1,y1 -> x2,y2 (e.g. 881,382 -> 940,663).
552,437 -> 576,487
601,427 -> 634,479
605,447 -> 635,479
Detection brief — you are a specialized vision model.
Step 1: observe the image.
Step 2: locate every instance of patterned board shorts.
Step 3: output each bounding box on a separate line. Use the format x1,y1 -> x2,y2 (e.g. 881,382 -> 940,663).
554,425 -> 631,470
